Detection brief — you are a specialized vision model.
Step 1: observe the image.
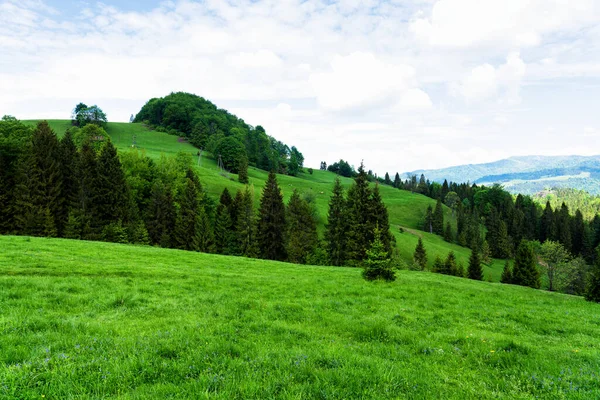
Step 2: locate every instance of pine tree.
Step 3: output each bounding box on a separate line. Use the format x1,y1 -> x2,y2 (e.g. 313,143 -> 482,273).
286,189 -> 318,264
441,179 -> 449,200
362,227 -> 396,282
444,222 -> 453,242
413,237 -> 428,270
146,182 -> 176,247
384,172 -> 391,185
96,140 -> 129,230
424,205 -> 433,233
557,203 -> 572,252
370,184 -> 392,254
500,260 -> 513,284
238,155 -> 249,184
540,201 -> 556,242
236,186 -> 257,257
467,245 -> 483,280
512,240 -> 540,289
432,198 -> 444,235
585,246 -> 600,303
325,178 -> 347,266
496,220 -> 511,259
345,163 -> 373,263
257,171 -> 286,260
57,129 -> 79,236
14,121 -> 63,237
481,240 -> 492,264
174,169 -> 202,251
432,256 -> 444,273
572,210 -> 585,256
393,173 -> 401,189
444,251 -> 458,276
194,207 -> 215,253
74,141 -> 99,239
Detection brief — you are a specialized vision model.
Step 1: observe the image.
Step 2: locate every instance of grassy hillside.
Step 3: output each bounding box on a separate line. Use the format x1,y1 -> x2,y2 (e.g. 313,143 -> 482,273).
1,236 -> 599,399
26,120 -> 506,279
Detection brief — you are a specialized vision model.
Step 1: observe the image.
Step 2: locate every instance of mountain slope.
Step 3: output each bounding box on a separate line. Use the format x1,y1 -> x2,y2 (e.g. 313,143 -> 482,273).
1,235 -> 599,399
406,155 -> 600,195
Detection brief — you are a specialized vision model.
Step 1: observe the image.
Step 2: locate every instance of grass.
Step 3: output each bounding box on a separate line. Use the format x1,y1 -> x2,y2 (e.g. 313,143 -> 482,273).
1,235 -> 599,399
26,120 -> 504,279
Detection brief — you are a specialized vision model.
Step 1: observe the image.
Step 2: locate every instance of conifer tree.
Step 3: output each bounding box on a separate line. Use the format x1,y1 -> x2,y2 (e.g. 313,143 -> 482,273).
444,251 -> 458,276
14,121 -> 63,236
325,177 -> 347,266
441,179 -> 449,200
370,184 -> 392,254
257,171 -> 286,260
194,207 -> 215,253
174,169 -> 203,251
73,141 -> 99,239
512,240 -> 540,289
557,203 -> 572,252
467,245 -> 483,280
362,227 -> 395,282
585,247 -> 600,303
540,201 -> 556,242
146,181 -> 176,247
214,188 -> 236,255
432,198 -> 444,235
432,256 -> 444,273
384,172 -> 391,185
238,155 -> 249,184
413,237 -> 428,270
444,222 -> 453,242
96,140 -> 129,230
286,189 -> 318,264
424,205 -> 433,233
500,260 -> 513,284
236,186 -> 256,257
393,173 -> 401,189
345,163 -> 373,263
481,240 -> 492,264
496,220 -> 511,259
57,129 -> 79,235
572,210 -> 585,256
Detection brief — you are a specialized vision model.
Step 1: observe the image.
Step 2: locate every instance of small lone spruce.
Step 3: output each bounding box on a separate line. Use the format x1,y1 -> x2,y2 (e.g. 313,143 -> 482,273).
413,237 -> 428,270
362,227 -> 396,282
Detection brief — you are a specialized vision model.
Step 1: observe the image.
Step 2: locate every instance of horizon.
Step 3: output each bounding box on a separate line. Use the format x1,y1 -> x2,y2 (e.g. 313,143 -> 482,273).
2,0 -> 600,174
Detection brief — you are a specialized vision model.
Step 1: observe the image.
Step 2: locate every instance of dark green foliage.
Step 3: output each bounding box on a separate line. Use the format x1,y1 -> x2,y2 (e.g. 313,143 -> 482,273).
424,205 -> 433,233
467,245 -> 483,280
174,169 -> 203,251
74,142 -> 100,239
325,178 -> 347,266
413,237 -> 428,270
194,207 -> 215,253
146,182 -> 176,247
585,247 -> 600,302
102,221 -> 129,244
501,261 -> 513,284
370,184 -> 393,254
96,140 -> 129,227
14,121 -> 63,237
327,159 -> 355,177
512,240 -> 540,289
216,136 -> 246,173
481,240 -> 491,264
444,251 -> 458,276
286,190 -> 318,264
443,222 -> 453,243
57,130 -> 79,235
384,172 -> 391,185
393,172 -> 401,188
432,198 -> 444,235
362,228 -> 396,282
540,201 -> 557,242
257,171 -> 287,261
238,155 -> 249,184
236,187 -> 256,257
432,256 -> 444,273
72,104 -> 107,128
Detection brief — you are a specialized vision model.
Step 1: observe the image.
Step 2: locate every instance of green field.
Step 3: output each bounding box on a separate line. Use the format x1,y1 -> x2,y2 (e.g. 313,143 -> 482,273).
0,236 -> 598,399
25,120 -> 506,279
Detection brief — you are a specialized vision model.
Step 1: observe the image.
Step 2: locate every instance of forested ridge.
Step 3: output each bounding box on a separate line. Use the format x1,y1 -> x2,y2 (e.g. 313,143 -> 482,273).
134,92 -> 304,176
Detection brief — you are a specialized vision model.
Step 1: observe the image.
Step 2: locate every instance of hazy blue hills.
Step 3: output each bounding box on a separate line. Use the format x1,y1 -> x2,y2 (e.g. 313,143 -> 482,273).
406,155 -> 600,195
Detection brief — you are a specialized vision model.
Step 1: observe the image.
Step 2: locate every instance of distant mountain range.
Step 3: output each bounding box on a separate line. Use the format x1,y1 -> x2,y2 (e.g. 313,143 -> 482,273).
406,155 -> 600,195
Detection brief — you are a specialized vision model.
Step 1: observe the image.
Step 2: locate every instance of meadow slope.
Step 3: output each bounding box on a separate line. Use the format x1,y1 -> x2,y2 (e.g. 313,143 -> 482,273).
26,120 -> 507,279
0,236 -> 599,399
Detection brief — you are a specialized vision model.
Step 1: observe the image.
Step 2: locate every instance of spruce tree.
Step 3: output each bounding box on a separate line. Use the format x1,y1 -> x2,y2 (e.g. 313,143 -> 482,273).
512,240 -> 540,289
467,245 -> 483,280
236,186 -> 257,257
57,129 -> 79,236
96,140 -> 129,230
496,220 -> 511,259
444,222 -> 453,242
481,240 -> 492,264
432,256 -> 444,273
585,247 -> 600,303
194,207 -> 215,253
572,210 -> 585,256
75,141 -> 100,239
174,169 -> 202,251
432,198 -> 444,235
257,171 -> 286,260
370,184 -> 392,254
362,227 -> 395,282
557,203 -> 572,252
444,251 -> 458,276
424,205 -> 433,233
393,173 -> 401,189
238,155 -> 249,184
325,178 -> 347,266
146,182 -> 176,247
500,260 -> 513,284
384,172 -> 391,185
214,188 -> 236,255
345,163 -> 373,263
413,237 -> 428,270
286,189 -> 318,264
540,201 -> 556,242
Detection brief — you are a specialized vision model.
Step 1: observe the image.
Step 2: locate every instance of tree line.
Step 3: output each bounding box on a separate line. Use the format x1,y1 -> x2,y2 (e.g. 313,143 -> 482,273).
134,92 -> 304,176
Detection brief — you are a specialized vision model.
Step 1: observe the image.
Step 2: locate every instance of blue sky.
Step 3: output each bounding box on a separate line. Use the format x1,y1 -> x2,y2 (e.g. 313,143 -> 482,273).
1,0 -> 599,174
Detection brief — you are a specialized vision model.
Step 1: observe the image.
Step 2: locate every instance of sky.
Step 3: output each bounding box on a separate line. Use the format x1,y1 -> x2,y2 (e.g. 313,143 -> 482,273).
1,0 -> 600,175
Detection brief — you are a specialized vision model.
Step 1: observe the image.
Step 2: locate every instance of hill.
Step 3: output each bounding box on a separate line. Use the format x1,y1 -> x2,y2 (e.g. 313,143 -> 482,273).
406,155 -> 600,195
1,235 -> 598,398
26,120 -> 507,281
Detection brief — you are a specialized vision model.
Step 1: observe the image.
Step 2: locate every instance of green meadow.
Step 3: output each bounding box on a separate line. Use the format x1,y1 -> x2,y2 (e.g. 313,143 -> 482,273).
1,236 -> 599,399
26,120 -> 506,279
